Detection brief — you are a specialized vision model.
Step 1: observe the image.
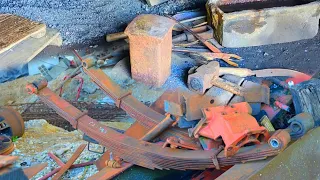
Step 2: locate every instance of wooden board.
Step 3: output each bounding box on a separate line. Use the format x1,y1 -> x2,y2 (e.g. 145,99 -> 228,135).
146,0 -> 168,6
0,14 -> 46,54
0,28 -> 62,70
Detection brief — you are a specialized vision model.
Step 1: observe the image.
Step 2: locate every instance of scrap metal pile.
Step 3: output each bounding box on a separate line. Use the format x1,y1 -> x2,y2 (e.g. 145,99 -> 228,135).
0,0 -> 317,179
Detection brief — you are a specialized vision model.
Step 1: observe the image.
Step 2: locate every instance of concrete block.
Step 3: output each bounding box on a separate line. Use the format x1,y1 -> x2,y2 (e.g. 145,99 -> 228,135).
207,0 -> 320,47
125,14 -> 175,87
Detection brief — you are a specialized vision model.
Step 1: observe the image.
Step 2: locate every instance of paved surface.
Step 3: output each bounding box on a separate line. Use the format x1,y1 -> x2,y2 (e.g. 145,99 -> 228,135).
224,31 -> 320,75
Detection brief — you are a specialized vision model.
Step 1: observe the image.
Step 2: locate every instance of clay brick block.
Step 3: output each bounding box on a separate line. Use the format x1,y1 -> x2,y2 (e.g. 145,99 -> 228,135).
125,14 -> 175,87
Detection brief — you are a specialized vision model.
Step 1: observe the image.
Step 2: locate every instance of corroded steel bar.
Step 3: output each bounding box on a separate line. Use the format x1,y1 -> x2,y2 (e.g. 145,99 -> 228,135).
141,113 -> 175,141
48,153 -> 64,166
39,161 -> 94,180
52,144 -> 86,180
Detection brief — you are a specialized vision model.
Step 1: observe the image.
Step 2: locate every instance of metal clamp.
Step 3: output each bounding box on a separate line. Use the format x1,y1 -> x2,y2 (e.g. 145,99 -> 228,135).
212,146 -> 223,170
116,91 -> 132,108
74,110 -> 88,129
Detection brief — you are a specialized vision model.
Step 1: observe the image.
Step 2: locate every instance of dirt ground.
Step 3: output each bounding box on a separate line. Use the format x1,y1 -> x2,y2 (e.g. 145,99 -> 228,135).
0,0 -> 206,45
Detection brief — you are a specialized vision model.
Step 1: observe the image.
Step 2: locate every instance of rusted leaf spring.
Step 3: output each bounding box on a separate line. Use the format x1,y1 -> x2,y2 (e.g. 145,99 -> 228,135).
9,101 -> 127,123
82,67 -> 193,143
30,86 -> 282,170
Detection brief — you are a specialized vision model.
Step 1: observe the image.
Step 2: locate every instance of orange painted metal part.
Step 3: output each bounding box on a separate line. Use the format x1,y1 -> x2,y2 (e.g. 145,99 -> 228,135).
200,102 -> 270,157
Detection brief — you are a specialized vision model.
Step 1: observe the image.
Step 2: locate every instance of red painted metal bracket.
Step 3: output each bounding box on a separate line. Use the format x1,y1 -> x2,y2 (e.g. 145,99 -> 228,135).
199,102 -> 270,157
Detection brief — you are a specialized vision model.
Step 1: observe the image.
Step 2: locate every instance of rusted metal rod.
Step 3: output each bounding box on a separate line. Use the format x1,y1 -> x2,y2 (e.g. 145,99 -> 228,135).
48,152 -> 65,166
106,32 -> 128,42
53,65 -> 82,92
140,113 -> 175,141
39,161 -> 94,180
165,15 -> 221,53
52,144 -> 87,180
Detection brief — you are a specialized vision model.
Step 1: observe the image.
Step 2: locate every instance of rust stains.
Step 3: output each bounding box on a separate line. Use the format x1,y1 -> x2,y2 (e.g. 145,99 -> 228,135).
224,16 -> 267,34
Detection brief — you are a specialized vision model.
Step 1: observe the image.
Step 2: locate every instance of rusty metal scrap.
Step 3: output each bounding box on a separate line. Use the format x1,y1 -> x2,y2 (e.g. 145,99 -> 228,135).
0,106 -> 25,137
40,161 -> 94,180
187,61 -> 270,104
268,130 -> 291,151
26,82 -> 283,170
166,15 -> 241,67
9,101 -> 127,124
0,135 -> 15,155
140,113 -> 176,142
290,78 -> 320,126
172,26 -> 213,43
199,102 -> 270,157
187,61 -> 252,94
88,162 -> 133,180
52,144 -> 87,180
162,136 -> 202,150
81,67 -> 194,143
288,113 -> 315,140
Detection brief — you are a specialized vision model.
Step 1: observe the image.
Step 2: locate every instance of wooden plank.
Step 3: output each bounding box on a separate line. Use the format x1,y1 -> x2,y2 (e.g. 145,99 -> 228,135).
0,28 -> 62,70
146,0 -> 168,6
0,14 -> 46,54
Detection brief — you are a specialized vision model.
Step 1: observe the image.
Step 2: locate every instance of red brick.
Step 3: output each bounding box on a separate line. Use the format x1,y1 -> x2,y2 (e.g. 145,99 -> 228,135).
125,14 -> 175,87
